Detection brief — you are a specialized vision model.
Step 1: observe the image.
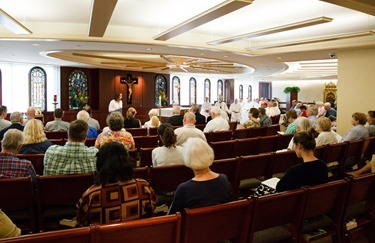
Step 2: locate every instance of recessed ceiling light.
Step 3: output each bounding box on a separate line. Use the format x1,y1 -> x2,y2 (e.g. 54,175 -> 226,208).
145,48 -> 152,51
224,55 -> 229,58
31,43 -> 40,46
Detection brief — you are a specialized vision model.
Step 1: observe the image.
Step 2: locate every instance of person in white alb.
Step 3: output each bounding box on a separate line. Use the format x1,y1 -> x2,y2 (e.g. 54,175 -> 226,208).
175,112 -> 207,146
265,100 -> 281,118
214,95 -> 229,114
204,107 -> 230,132
229,98 -> 242,123
201,97 -> 212,119
108,92 -> 123,113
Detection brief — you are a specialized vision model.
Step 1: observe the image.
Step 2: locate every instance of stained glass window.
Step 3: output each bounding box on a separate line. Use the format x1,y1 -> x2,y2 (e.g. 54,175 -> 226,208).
29,67 -> 46,111
69,69 -> 88,110
204,79 -> 211,102
239,85 -> 243,99
189,77 -> 197,105
155,75 -> 167,106
217,79 -> 223,98
172,76 -> 180,105
248,85 -> 252,101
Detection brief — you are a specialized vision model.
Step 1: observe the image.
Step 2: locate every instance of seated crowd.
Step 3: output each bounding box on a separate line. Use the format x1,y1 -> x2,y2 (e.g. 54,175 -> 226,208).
0,101 -> 374,240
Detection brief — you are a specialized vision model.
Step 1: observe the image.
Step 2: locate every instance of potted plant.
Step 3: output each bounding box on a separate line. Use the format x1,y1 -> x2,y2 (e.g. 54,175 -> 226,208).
284,86 -> 300,110
283,86 -> 300,93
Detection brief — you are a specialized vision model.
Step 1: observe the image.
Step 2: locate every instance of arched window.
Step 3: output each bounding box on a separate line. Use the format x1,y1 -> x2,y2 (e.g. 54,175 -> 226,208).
189,77 -> 197,105
69,69 -> 88,110
248,85 -> 252,101
172,76 -> 180,105
29,67 -> 47,111
204,79 -> 211,102
217,79 -> 223,98
239,85 -> 243,99
155,75 -> 167,106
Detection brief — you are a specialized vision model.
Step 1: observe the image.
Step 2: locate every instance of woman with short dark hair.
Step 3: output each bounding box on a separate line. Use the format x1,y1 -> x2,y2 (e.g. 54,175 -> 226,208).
76,142 -> 156,226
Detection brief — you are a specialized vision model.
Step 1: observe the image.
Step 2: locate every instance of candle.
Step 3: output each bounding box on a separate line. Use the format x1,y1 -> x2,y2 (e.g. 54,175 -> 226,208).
53,95 -> 57,102
158,95 -> 161,106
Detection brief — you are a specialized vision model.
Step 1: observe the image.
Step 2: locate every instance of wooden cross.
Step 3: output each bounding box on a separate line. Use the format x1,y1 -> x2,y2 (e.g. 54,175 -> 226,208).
120,74 -> 138,104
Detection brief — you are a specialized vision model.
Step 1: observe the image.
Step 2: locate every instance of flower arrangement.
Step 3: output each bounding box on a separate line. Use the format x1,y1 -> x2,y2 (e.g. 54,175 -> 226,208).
70,87 -> 88,109
283,86 -> 301,93
158,91 -> 168,107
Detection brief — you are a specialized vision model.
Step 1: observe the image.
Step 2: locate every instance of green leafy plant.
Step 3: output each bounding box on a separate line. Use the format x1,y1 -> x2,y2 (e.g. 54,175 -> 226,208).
283,86 -> 300,93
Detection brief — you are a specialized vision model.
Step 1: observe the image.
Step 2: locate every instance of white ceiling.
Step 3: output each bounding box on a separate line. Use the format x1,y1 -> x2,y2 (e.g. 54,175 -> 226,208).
1,0 -> 375,80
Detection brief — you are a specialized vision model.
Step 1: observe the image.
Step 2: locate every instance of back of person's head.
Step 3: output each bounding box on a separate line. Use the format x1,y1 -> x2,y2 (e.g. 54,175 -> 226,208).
151,116 -> 160,128
69,120 -> 88,141
352,112 -> 367,125
148,109 -> 158,118
184,111 -> 196,123
0,105 -> 7,115
211,106 -> 221,116
249,108 -> 259,119
76,110 -> 90,122
83,105 -> 92,115
293,130 -> 316,151
95,142 -> 133,185
23,119 -> 47,144
126,107 -> 137,119
295,117 -> 312,132
317,117 -> 332,132
10,112 -> 22,123
286,109 -> 297,119
108,111 -> 124,131
309,106 -> 318,116
172,105 -> 181,115
299,105 -> 307,111
191,104 -> 200,113
54,108 -> 63,119
183,138 -> 214,170
368,110 -> 375,125
324,102 -> 331,108
2,129 -> 24,151
157,123 -> 176,148
26,107 -> 36,118
258,107 -> 266,116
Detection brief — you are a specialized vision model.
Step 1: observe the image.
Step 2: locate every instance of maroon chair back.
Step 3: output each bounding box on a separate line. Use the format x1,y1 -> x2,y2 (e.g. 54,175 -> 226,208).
194,123 -> 206,131
233,137 -> 259,157
84,138 -> 96,147
209,130 -> 233,142
248,188 -> 307,243
228,121 -> 237,131
0,226 -> 93,243
0,177 -> 36,233
36,173 -> 95,231
183,200 -> 252,243
48,138 -> 65,146
258,135 -> 278,153
139,147 -> 154,167
232,129 -> 249,139
133,135 -> 159,149
211,158 -> 238,199
133,167 -> 149,181
94,213 -> 181,243
271,114 -> 281,125
17,154 -> 44,175
126,127 -> 148,136
44,131 -> 68,139
267,150 -> 302,179
314,145 -> 325,160
265,124 -> 280,136
345,139 -> 364,170
276,133 -> 294,150
210,140 -> 236,160
247,126 -> 266,138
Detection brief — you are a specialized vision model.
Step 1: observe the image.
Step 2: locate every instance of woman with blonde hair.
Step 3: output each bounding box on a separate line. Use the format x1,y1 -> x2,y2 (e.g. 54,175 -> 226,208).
287,117 -> 312,150
315,117 -> 338,146
143,109 -> 161,128
19,119 -> 53,154
124,107 -> 141,128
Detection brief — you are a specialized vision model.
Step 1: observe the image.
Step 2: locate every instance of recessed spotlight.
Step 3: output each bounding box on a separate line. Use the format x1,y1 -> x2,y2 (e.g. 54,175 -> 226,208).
31,43 -> 40,46
277,57 -> 282,60
145,48 -> 152,51
200,53 -> 204,56
224,55 -> 229,58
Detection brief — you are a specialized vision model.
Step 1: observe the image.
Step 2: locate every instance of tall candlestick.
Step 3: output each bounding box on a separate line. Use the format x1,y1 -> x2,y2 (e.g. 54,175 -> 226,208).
158,95 -> 161,106
53,95 -> 57,102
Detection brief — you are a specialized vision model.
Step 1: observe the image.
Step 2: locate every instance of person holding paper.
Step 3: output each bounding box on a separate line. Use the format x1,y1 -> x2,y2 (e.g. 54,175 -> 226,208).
276,130 -> 328,192
108,92 -> 123,113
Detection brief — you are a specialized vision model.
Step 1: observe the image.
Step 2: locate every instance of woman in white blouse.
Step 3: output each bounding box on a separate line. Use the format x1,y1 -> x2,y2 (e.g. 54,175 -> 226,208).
108,92 -> 123,113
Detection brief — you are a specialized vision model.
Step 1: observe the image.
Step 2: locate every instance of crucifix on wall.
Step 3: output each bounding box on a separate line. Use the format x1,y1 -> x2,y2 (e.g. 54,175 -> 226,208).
120,74 -> 138,104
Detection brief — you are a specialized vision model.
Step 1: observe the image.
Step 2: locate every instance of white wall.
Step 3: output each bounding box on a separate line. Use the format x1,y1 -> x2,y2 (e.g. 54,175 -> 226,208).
0,63 -> 60,112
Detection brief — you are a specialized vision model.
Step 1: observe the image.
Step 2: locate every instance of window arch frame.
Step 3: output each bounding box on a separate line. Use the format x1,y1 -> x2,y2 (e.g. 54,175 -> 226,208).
155,74 -> 167,106
248,85 -> 252,101
189,77 -> 197,105
172,76 -> 180,105
217,79 -> 223,99
29,66 -> 47,111
239,85 -> 243,100
204,78 -> 211,102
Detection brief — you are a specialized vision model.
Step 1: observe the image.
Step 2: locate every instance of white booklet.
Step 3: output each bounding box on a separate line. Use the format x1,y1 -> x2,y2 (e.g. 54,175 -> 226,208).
261,177 -> 280,189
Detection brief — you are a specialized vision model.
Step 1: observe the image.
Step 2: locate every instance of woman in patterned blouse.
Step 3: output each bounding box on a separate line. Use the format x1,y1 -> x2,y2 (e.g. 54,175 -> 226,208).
76,142 -> 156,226
95,111 -> 135,150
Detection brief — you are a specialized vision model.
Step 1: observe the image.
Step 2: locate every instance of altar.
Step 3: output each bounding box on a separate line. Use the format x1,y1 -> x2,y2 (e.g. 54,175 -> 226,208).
158,107 -> 190,117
